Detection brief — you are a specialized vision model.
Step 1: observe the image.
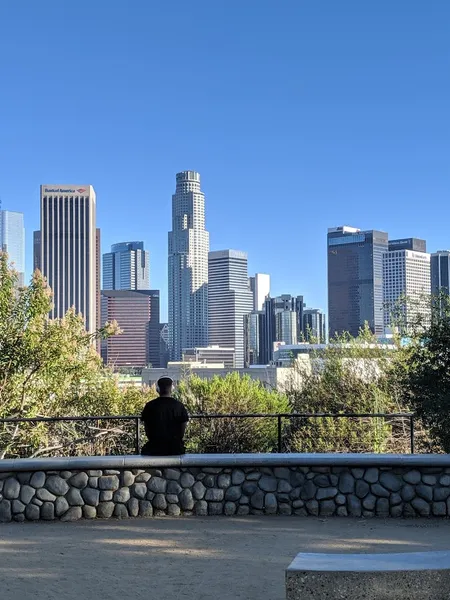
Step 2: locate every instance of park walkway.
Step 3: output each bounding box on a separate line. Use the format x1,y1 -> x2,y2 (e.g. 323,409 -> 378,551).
1,517 -> 450,600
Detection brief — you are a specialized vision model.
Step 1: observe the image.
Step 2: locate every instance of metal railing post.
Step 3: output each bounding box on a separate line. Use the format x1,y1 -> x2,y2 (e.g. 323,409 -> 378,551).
135,417 -> 141,455
410,415 -> 415,454
277,415 -> 282,453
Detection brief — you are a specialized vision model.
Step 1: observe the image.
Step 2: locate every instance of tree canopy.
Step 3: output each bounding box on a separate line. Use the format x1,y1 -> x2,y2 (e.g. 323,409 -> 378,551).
0,254 -> 148,457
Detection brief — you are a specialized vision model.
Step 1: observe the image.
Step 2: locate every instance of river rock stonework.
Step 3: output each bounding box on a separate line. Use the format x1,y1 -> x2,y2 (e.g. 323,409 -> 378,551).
1,464 -> 450,522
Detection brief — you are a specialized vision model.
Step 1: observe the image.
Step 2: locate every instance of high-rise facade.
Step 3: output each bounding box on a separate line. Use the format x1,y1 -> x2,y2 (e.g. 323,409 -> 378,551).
431,251 -> 450,296
258,294 -> 305,363
33,230 -> 41,272
249,273 -> 270,311
275,310 -> 297,345
208,250 -> 253,368
40,185 -> 97,332
95,229 -> 101,347
303,308 -> 326,343
103,241 -> 149,291
244,311 -> 265,366
0,210 -> 25,286
383,238 -> 430,332
101,290 -> 160,368
168,171 -> 209,360
328,226 -> 388,338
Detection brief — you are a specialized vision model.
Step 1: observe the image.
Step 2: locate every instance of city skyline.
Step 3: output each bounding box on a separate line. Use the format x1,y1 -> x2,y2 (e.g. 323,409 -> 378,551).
4,178 -> 450,338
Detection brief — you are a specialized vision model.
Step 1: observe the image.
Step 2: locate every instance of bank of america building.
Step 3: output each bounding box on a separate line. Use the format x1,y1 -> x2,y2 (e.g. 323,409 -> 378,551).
40,185 -> 97,333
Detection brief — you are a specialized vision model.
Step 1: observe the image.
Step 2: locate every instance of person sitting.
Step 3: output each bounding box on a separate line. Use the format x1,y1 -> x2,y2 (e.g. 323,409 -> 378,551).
140,377 -> 189,456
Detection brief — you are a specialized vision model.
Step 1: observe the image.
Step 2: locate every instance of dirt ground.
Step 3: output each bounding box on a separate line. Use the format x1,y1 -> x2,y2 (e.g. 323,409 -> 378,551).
1,517 -> 450,600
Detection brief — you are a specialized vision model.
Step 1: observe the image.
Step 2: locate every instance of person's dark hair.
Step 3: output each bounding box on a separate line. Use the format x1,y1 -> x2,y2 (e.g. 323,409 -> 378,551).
157,377 -> 173,395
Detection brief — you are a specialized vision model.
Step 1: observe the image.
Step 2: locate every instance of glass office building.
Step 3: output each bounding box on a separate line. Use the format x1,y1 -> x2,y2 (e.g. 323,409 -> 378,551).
103,241 -> 149,291
0,210 -> 25,286
431,251 -> 450,296
328,226 -> 388,338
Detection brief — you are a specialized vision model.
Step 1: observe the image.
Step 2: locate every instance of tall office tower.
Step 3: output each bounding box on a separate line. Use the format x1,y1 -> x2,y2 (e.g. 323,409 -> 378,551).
303,308 -> 326,343
275,310 -> 297,345
249,273 -> 271,311
383,238 -> 430,332
208,250 -> 253,368
0,210 -> 25,286
168,171 -> 209,360
103,241 -> 149,290
259,295 -> 305,363
431,250 -> 450,296
33,230 -> 41,272
244,311 -> 265,366
328,226 -> 388,338
40,185 -> 97,332
95,229 -> 101,350
101,290 -> 160,368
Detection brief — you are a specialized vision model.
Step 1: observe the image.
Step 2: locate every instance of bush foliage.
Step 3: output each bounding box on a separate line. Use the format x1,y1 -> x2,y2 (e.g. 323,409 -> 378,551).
177,373 -> 289,453
285,327 -> 409,453
0,254 -> 148,458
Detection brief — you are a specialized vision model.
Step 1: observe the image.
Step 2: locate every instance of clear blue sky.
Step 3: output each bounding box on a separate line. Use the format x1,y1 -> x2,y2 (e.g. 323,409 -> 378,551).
1,1 -> 449,321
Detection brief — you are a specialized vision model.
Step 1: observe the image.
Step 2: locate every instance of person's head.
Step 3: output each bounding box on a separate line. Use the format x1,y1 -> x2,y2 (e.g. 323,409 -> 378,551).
157,376 -> 173,397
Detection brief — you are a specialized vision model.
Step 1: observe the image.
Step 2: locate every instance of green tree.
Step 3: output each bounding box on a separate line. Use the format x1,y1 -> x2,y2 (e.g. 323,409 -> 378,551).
176,373 -> 290,453
0,254 -> 148,458
285,327 -> 409,453
400,292 -> 450,452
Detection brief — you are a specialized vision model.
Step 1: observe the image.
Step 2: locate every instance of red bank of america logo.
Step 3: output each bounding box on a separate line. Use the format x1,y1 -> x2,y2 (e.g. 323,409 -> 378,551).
77,188 -> 86,194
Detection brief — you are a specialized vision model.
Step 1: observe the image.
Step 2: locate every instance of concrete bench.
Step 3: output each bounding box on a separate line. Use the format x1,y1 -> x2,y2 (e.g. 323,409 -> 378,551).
286,551 -> 450,599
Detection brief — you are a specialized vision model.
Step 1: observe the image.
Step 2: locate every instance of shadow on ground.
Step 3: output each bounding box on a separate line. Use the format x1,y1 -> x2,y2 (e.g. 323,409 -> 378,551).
0,517 -> 449,600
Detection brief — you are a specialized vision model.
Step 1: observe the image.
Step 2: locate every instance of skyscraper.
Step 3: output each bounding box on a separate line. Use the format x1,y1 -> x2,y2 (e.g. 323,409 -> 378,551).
431,250 -> 450,296
168,171 -> 209,360
303,308 -> 326,343
103,241 -> 149,290
40,185 -> 97,333
244,311 -> 265,366
0,209 -> 25,286
275,310 -> 297,345
249,273 -> 270,311
328,226 -> 388,338
260,294 -> 305,363
208,250 -> 254,368
96,229 -> 101,348
101,290 -> 160,368
383,238 -> 430,332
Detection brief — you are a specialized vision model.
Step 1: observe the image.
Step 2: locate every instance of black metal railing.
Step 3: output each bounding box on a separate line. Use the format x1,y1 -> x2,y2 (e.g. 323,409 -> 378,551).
0,412 -> 415,458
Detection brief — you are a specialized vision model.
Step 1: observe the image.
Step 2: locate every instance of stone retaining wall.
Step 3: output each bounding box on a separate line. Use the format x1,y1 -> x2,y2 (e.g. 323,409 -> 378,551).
1,454 -> 450,522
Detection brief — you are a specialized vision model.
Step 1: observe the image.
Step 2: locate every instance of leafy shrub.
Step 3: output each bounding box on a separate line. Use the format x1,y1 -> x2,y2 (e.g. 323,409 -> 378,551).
284,330 -> 409,453
176,373 -> 290,453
